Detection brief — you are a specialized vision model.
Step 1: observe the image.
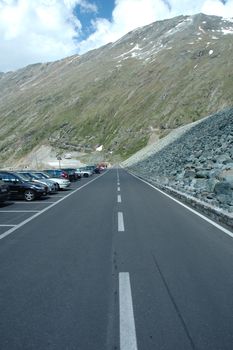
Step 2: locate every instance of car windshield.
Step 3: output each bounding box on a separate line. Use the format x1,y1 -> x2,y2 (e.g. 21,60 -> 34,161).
33,173 -> 43,179
30,173 -> 41,180
17,173 -> 30,182
38,172 -> 50,179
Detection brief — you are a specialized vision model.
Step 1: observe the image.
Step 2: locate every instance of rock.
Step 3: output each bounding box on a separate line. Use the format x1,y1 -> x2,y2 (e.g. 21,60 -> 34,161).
214,181 -> 232,195
215,154 -> 232,164
224,162 -> 233,169
184,170 -> 196,178
206,194 -> 214,199
127,108 -> 233,214
205,161 -> 215,170
206,178 -> 219,192
199,156 -> 207,163
184,163 -> 195,169
196,170 -> 209,178
170,170 -> 178,176
216,194 -> 233,206
209,169 -> 222,178
192,179 -> 209,191
229,146 -> 233,158
218,170 -> 233,185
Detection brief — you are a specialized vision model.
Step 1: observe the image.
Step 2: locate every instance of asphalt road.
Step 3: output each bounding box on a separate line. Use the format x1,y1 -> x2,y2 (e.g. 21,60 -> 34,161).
0,169 -> 233,350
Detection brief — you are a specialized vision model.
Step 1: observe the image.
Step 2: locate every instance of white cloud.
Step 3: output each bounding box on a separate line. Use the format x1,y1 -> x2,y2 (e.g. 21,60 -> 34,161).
0,0 -> 233,72
201,0 -> 233,16
0,0 -> 95,72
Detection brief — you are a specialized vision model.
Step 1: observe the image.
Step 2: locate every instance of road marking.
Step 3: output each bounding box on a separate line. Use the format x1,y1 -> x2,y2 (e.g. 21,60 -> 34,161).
0,224 -> 17,227
118,212 -> 125,232
119,272 -> 138,350
0,170 -> 109,241
13,201 -> 55,204
117,168 -> 120,182
118,187 -> 121,192
118,195 -> 122,203
129,171 -> 233,238
0,210 -> 40,213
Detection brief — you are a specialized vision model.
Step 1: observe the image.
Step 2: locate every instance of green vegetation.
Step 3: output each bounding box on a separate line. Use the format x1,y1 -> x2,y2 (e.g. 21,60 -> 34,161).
0,14 -> 233,166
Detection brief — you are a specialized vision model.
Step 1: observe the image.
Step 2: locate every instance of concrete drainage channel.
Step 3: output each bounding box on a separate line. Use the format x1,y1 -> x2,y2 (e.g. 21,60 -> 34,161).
0,177 -> 93,239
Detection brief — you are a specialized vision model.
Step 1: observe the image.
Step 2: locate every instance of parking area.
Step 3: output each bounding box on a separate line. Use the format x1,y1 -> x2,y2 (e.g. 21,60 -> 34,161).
0,176 -> 94,238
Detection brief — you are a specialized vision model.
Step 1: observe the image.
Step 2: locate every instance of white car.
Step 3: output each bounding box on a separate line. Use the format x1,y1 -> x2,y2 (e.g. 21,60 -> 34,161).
76,168 -> 92,178
33,172 -> 71,190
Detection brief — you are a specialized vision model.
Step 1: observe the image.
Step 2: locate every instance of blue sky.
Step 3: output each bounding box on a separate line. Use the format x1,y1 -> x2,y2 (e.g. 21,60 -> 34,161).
0,0 -> 233,72
73,0 -> 114,39
94,0 -> 114,20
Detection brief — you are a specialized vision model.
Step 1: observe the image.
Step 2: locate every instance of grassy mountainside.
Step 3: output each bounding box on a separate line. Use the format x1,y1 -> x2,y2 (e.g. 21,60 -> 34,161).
0,13 -> 233,166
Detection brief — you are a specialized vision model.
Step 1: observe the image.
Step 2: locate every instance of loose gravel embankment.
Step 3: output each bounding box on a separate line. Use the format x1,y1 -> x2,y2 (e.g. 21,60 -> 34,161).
123,108 -> 233,227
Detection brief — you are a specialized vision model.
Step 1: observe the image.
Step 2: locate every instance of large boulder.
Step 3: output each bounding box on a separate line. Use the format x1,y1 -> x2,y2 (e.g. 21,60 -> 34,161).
214,181 -> 232,195
218,170 -> 233,185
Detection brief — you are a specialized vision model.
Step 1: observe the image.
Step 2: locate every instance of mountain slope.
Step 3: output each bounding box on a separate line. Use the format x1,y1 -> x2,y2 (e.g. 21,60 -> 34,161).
0,13 -> 233,166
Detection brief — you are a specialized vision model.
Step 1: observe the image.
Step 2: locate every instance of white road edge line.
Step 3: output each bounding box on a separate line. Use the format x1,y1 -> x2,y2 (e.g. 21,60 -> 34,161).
0,171 -> 109,241
118,195 -> 122,203
119,272 -> 138,350
128,171 -> 233,238
118,212 -> 125,232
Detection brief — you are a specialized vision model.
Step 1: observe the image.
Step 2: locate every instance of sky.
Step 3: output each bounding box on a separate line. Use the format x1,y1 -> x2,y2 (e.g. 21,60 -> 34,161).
0,0 -> 233,72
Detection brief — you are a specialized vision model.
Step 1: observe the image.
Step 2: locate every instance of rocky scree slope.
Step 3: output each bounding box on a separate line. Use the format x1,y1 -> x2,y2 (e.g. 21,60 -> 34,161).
124,108 -> 233,215
0,13 -> 233,166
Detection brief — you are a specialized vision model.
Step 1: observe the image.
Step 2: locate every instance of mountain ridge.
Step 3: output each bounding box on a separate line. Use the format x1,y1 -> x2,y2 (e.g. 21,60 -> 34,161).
0,13 -> 233,167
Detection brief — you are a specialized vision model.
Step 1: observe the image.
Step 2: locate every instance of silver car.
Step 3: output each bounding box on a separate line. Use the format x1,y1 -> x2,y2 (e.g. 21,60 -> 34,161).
76,168 -> 93,178
33,172 -> 71,190
17,172 -> 57,193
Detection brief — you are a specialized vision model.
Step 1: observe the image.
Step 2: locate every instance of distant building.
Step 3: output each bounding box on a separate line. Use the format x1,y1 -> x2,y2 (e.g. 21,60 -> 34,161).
64,153 -> 72,159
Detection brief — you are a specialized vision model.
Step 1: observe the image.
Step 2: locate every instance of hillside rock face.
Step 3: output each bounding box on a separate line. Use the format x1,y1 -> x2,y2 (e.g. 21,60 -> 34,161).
125,108 -> 233,214
0,13 -> 233,166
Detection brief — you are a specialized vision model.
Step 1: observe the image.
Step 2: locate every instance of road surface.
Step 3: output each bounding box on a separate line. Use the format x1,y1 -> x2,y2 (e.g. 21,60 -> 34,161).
0,169 -> 233,350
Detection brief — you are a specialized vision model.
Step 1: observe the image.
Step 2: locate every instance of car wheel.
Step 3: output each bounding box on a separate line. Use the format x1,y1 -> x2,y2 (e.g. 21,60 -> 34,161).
24,189 -> 36,201
84,173 -> 89,178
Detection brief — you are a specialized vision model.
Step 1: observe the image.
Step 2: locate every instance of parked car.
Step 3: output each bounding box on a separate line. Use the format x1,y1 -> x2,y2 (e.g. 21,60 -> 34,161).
0,179 -> 10,202
84,165 -> 101,174
17,171 -> 57,193
44,169 -> 69,180
33,171 -> 71,190
61,168 -> 81,181
76,167 -> 93,178
0,171 -> 48,201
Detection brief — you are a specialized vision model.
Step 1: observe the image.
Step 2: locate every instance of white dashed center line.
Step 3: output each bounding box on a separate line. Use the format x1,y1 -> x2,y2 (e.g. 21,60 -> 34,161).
118,212 -> 125,232
118,195 -> 122,203
119,272 -> 138,350
118,187 -> 121,192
